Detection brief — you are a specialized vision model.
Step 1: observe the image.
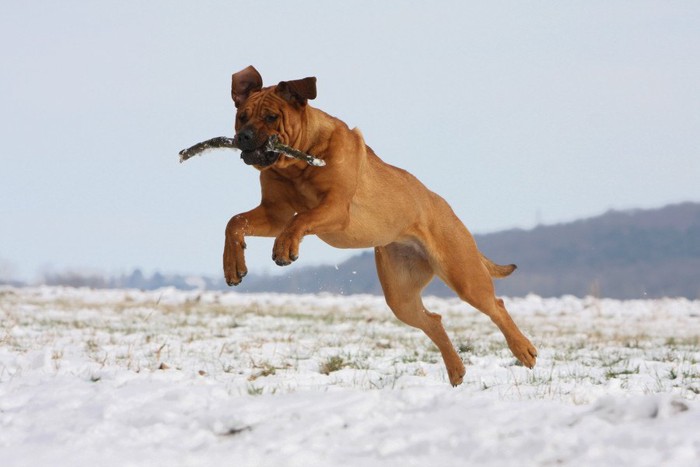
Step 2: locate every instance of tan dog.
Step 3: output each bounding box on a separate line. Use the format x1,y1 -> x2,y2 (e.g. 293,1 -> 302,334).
223,65 -> 537,386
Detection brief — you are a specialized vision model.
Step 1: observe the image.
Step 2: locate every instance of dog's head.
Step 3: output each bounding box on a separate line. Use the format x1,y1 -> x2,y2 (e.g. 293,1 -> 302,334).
231,65 -> 317,169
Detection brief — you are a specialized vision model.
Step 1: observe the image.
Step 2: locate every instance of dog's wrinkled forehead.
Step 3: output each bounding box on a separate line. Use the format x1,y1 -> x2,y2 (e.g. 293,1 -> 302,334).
239,88 -> 284,114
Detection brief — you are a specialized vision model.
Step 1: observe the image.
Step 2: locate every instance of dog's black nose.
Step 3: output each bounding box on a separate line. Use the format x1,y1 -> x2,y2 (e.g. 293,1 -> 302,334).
235,127 -> 256,150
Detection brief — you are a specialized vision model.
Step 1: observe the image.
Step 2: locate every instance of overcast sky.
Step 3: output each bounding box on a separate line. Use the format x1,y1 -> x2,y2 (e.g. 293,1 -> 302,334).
1,1 -> 699,282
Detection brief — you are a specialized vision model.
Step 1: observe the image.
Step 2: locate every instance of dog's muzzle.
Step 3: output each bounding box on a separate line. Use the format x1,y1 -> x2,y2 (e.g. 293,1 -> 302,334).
235,128 -> 280,167
240,147 -> 280,166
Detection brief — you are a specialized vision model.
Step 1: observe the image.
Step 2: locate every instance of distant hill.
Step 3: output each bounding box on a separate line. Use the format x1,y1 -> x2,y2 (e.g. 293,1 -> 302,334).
471,202 -> 700,299
231,202 -> 700,299
34,202 -> 700,299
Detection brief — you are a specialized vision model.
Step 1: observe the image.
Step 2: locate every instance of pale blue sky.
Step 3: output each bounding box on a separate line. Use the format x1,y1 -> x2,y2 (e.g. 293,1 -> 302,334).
1,1 -> 699,281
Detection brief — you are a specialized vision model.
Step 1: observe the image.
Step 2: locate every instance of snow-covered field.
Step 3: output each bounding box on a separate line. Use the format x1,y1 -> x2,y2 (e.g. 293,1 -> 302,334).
1,286 -> 698,466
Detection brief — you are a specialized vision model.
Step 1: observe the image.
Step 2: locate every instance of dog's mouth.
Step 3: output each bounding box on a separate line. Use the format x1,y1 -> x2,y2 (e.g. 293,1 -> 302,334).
240,146 -> 280,167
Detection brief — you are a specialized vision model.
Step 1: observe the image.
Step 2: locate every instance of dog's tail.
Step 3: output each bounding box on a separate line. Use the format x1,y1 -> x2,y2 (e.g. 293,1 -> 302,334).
480,252 -> 517,279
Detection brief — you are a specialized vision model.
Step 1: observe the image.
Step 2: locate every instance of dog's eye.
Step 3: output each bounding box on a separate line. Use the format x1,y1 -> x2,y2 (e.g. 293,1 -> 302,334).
239,112 -> 249,123
264,114 -> 279,124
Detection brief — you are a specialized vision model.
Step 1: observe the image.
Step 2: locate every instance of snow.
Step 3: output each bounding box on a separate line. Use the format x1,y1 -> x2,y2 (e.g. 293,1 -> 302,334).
1,286 -> 698,466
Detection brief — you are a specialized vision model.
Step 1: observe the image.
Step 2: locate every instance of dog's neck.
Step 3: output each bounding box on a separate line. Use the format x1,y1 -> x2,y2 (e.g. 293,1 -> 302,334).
295,105 -> 346,159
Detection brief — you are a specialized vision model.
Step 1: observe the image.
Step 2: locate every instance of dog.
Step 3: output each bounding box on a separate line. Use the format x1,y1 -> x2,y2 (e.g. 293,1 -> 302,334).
223,65 -> 537,386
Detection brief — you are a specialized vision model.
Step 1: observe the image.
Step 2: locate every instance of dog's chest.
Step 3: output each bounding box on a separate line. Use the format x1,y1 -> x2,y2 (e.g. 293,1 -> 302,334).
265,168 -> 323,211
287,177 -> 324,212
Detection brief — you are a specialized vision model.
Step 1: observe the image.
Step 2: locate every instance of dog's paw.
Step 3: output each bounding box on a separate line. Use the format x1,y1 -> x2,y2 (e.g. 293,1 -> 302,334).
225,269 -> 247,287
224,265 -> 247,286
447,362 -> 466,387
272,232 -> 300,266
509,337 -> 538,369
272,254 -> 292,267
223,238 -> 248,286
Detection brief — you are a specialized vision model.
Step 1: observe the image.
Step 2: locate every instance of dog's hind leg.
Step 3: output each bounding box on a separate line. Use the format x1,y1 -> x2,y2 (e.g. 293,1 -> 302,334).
374,243 -> 466,386
425,214 -> 537,369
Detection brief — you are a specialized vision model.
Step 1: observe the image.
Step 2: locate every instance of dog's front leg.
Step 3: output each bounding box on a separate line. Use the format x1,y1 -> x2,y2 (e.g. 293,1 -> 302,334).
272,195 -> 350,266
224,203 -> 291,285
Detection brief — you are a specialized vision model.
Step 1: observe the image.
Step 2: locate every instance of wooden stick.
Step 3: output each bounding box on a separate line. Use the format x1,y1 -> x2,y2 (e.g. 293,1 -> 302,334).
266,135 -> 326,167
178,137 -> 237,163
179,135 -> 325,166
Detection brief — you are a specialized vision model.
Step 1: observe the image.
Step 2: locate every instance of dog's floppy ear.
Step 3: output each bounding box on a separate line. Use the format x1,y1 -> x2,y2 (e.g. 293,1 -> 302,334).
231,65 -> 263,108
276,77 -> 317,106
